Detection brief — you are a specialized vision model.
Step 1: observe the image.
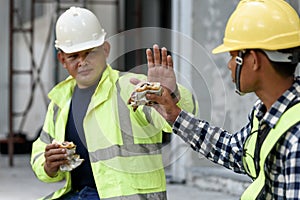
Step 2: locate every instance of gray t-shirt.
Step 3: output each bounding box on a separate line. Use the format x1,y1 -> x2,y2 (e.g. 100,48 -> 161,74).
71,83 -> 98,146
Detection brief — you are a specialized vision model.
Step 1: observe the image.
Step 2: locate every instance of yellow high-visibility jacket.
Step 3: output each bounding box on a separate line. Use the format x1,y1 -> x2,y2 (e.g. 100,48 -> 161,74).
31,65 -> 197,199
241,103 -> 300,200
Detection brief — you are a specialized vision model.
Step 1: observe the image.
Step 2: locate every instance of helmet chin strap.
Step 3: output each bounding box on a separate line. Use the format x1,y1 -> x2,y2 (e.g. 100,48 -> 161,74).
235,50 -> 246,96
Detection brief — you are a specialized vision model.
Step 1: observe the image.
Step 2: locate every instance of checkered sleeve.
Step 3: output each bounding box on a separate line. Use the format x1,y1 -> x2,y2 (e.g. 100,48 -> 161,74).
285,130 -> 300,199
173,110 -> 251,174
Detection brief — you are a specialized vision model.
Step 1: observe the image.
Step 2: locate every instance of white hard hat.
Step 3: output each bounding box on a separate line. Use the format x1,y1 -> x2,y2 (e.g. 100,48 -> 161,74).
55,7 -> 106,53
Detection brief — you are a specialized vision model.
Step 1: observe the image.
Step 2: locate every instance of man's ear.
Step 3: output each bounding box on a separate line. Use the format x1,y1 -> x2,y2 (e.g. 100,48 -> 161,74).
102,41 -> 110,58
249,50 -> 261,71
57,51 -> 67,68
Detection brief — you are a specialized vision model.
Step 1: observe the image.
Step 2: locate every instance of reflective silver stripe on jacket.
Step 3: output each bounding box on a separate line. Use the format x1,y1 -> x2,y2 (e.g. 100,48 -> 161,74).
89,76 -> 162,162
32,152 -> 44,165
102,191 -> 167,200
32,130 -> 54,164
89,143 -> 162,162
35,104 -> 57,145
142,106 -> 154,126
53,104 -> 59,123
39,130 -> 54,144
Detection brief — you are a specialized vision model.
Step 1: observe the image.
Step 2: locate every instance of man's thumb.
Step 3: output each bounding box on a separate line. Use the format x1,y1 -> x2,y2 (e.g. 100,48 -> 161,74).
130,78 -> 141,85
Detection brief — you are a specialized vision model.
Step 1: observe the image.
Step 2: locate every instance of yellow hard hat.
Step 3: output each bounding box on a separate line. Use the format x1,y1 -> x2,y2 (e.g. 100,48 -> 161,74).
55,7 -> 106,53
212,0 -> 300,54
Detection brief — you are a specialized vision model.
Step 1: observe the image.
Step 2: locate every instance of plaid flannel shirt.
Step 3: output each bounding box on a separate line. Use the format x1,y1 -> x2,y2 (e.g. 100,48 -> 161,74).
173,76 -> 300,199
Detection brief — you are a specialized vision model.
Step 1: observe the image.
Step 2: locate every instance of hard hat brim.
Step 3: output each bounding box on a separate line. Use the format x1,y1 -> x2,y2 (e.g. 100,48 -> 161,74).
56,34 -> 106,54
212,44 -> 232,54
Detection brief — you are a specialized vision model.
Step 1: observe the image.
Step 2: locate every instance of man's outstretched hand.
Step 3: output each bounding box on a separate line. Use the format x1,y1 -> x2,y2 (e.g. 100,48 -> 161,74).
146,86 -> 181,124
129,44 -> 181,124
146,44 -> 177,93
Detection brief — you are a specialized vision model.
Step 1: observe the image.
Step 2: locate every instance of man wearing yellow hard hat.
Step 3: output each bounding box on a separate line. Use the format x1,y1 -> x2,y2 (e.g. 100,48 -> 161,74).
147,0 -> 300,199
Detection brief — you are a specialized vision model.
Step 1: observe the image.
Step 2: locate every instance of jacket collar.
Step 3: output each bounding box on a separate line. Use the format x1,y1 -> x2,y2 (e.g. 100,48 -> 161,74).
48,64 -> 118,108
255,76 -> 300,128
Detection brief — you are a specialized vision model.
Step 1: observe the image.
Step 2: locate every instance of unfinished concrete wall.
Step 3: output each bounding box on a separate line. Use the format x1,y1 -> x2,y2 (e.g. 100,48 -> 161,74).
168,0 -> 300,183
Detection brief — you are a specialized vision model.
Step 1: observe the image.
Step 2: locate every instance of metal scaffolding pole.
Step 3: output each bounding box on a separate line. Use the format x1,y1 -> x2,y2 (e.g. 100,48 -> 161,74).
8,0 -> 120,167
8,0 -> 36,167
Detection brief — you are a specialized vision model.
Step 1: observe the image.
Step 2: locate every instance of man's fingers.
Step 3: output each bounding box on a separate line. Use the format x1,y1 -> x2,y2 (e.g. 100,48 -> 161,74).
153,44 -> 161,66
146,93 -> 161,104
148,44 -> 171,67
46,153 -> 67,163
146,48 -> 154,68
147,87 -> 171,104
45,143 -> 59,151
161,47 -> 167,67
130,78 -> 141,85
167,55 -> 173,68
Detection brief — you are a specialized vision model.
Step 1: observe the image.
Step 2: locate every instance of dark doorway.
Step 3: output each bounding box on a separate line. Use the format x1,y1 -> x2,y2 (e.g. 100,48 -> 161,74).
123,0 -> 172,72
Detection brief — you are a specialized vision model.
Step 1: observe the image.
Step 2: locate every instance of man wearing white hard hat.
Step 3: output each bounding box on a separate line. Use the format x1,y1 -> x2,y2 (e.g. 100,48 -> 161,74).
147,0 -> 300,199
30,7 -> 197,200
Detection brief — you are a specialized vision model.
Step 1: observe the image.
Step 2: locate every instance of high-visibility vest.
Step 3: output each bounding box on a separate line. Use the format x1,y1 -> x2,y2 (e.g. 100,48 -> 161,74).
241,103 -> 300,200
31,65 -> 197,199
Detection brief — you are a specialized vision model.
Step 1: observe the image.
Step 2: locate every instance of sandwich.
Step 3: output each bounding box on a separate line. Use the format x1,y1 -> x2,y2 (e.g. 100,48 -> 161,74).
128,81 -> 162,111
58,141 -> 76,149
52,140 -> 84,172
